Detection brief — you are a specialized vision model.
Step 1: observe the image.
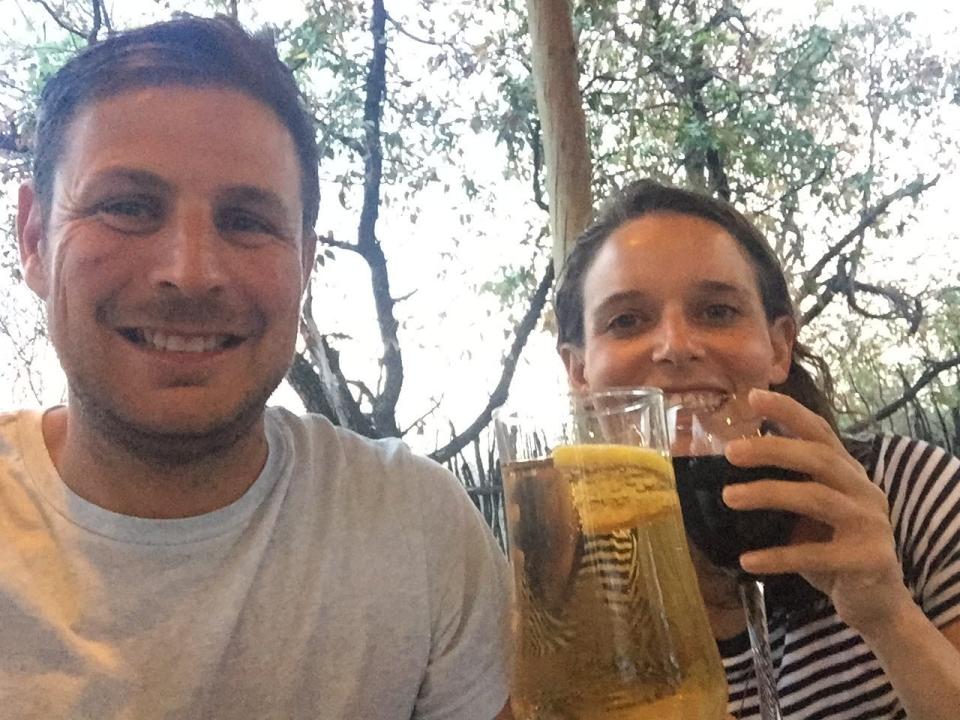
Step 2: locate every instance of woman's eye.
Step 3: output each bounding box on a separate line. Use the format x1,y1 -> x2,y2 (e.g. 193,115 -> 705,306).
702,304 -> 740,322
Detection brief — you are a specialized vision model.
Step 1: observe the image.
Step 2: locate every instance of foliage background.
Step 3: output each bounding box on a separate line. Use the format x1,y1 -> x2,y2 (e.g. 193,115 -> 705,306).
1,0 -> 958,515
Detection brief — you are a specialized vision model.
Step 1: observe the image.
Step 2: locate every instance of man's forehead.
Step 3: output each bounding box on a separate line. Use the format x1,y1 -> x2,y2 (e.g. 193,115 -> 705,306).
59,84 -> 299,177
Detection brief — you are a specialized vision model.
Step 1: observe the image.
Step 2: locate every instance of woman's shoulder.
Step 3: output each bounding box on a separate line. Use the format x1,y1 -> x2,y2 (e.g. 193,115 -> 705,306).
843,433 -> 958,488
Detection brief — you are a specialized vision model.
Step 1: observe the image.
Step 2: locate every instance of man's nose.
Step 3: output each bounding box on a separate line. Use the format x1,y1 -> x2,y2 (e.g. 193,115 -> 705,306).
650,309 -> 703,365
147,209 -> 227,295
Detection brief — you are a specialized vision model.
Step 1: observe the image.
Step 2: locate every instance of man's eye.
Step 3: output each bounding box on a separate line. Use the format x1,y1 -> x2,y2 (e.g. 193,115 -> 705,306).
606,313 -> 642,333
219,210 -> 275,236
96,198 -> 162,232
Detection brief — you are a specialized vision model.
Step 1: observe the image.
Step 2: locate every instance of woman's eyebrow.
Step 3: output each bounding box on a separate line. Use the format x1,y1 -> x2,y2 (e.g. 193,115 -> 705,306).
693,280 -> 752,298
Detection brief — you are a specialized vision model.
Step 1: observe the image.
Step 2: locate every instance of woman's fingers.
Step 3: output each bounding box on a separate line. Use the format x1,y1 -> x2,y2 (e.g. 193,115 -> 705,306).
746,389 -> 864,475
725,435 -> 876,498
722,479 -> 858,526
738,538 -> 895,578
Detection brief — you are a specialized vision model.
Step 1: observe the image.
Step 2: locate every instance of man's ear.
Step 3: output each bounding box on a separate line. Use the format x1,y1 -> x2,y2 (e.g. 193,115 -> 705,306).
300,230 -> 317,292
768,315 -> 797,386
17,181 -> 49,298
558,343 -> 589,393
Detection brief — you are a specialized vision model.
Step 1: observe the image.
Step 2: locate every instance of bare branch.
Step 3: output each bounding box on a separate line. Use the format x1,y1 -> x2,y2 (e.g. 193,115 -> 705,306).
845,279 -> 923,333
845,354 -> 960,433
299,286 -> 375,436
347,379 -> 377,406
799,281 -> 838,327
400,396 -> 443,436
384,11 -> 450,49
286,352 -> 337,420
352,0 -> 404,437
430,263 -> 555,464
800,175 -> 940,298
32,0 -> 86,39
87,0 -> 102,44
317,233 -> 360,253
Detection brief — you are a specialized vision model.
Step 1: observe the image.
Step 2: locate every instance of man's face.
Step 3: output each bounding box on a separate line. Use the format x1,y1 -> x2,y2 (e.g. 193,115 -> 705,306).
562,211 -> 793,402
20,85 -> 314,450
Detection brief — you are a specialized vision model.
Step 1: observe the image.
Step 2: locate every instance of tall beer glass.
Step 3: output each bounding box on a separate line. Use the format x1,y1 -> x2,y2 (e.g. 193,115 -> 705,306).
494,388 -> 727,720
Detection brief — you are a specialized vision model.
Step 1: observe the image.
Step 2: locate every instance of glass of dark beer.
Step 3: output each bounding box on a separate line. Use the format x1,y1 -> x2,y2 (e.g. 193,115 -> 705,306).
669,392 -> 802,720
494,388 -> 727,720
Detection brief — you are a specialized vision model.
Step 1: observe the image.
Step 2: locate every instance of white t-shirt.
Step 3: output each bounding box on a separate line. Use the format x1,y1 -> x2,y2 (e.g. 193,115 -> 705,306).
0,407 -> 511,719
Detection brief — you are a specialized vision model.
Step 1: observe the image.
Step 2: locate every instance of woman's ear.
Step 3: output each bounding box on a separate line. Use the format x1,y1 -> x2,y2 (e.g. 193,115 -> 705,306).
558,343 -> 589,393
17,181 -> 50,298
768,315 -> 797,385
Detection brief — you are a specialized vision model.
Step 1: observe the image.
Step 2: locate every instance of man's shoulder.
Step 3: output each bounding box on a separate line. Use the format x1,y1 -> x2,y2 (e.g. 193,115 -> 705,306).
267,405 -> 426,465
265,406 -> 463,501
0,409 -> 40,458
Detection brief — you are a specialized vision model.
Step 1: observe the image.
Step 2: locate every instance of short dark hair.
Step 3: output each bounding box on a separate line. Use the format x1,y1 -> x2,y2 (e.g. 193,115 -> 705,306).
554,179 -> 838,430
33,14 -> 319,234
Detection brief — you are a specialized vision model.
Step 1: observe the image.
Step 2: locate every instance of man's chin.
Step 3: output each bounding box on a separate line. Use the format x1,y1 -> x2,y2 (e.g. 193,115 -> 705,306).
71,383 -> 277,469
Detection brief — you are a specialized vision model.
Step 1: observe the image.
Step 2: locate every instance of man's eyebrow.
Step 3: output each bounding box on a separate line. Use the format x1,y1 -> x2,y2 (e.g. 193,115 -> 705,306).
592,290 -> 648,309
83,168 -> 173,194
216,185 -> 292,218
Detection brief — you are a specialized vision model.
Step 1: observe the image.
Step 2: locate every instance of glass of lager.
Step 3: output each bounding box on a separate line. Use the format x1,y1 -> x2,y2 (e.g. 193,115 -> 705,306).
494,387 -> 727,720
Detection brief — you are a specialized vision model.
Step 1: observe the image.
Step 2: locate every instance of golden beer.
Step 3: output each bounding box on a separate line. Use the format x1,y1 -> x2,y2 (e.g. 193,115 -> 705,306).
504,445 -> 726,720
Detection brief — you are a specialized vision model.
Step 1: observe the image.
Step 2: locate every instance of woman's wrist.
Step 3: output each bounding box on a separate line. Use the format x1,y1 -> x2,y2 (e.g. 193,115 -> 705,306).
852,585 -> 923,646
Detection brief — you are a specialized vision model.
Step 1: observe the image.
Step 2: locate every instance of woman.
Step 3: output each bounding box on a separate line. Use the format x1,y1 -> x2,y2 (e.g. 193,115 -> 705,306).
552,179 -> 960,719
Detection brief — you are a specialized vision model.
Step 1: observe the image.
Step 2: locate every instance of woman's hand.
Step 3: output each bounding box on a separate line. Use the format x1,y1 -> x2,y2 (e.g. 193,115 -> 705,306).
720,388 -> 913,638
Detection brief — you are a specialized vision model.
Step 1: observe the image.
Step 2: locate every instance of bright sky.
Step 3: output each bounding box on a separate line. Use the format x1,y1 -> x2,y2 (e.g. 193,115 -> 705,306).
0,0 -> 957,454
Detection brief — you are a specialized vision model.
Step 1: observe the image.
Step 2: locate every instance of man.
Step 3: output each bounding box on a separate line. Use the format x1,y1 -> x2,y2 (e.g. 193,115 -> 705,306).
4,16 -> 512,719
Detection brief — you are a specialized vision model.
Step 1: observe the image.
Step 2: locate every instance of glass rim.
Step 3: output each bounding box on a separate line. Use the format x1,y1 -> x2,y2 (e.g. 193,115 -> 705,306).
493,386 -> 663,423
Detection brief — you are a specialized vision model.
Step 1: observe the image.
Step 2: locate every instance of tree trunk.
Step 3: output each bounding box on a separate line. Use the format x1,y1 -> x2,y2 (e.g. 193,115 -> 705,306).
526,0 -> 594,271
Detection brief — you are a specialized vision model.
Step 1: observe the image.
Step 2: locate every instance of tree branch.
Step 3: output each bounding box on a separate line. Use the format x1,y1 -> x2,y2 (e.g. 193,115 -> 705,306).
430,262 -> 555,464
356,0 -> 403,437
400,396 -> 443,436
31,0 -> 85,39
87,0 -> 102,45
800,174 -> 940,298
299,286 -> 376,436
286,352 -> 337,420
384,11 -> 452,49
845,279 -> 923,333
318,232 -> 360,253
845,354 -> 960,433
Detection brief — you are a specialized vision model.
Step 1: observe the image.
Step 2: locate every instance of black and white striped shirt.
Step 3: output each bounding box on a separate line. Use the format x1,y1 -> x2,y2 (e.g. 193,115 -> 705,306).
722,435 -> 960,719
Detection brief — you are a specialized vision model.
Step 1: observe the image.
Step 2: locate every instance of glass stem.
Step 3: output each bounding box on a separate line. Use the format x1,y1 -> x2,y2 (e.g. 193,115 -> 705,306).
738,579 -> 782,720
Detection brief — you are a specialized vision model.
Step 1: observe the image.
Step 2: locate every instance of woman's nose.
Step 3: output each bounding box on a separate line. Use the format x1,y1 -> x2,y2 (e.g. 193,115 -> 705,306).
650,310 -> 704,365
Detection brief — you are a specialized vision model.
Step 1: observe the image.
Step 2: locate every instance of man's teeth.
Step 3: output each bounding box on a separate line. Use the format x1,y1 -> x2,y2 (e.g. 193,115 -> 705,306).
140,329 -> 229,352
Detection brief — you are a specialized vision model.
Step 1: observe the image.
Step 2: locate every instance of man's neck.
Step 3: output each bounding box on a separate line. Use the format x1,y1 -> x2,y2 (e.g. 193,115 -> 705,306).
41,406 -> 270,519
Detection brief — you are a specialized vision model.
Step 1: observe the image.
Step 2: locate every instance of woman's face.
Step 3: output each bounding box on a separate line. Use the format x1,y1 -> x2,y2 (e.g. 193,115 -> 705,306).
561,211 -> 795,404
